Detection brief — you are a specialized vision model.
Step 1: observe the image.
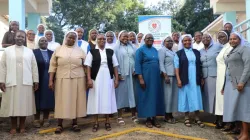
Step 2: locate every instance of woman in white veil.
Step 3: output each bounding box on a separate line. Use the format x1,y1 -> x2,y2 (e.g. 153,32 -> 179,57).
128,31 -> 139,48
105,31 -> 117,50
49,31 -> 87,134
44,30 -> 61,51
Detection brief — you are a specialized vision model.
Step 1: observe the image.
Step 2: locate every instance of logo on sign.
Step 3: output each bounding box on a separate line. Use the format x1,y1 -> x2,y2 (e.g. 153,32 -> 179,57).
148,20 -> 161,33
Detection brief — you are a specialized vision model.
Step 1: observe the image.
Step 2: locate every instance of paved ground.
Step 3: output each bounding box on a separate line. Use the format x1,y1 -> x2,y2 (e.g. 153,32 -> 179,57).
0,112 -> 235,140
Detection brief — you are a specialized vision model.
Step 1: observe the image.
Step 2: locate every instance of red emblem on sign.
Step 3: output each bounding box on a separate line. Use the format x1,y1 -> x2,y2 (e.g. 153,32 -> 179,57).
152,23 -> 157,29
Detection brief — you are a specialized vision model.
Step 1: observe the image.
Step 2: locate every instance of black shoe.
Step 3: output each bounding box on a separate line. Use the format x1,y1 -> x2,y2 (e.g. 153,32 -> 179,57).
215,122 -> 225,129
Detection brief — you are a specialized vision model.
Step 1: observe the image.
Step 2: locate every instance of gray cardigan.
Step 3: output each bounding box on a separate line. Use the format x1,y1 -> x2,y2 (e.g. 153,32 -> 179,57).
225,45 -> 250,89
200,43 -> 222,78
158,47 -> 175,76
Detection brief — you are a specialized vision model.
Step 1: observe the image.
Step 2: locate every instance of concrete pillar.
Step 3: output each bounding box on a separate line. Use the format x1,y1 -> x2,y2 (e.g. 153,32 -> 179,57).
223,11 -> 237,26
9,0 -> 25,30
246,0 -> 250,42
27,13 -> 40,32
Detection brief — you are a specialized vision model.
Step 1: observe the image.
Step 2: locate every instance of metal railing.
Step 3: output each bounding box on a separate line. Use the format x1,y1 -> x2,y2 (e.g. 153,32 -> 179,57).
234,18 -> 250,33
234,18 -> 250,42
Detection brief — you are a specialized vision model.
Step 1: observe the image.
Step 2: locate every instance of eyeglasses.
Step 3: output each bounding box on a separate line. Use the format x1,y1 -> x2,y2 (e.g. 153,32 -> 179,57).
202,37 -> 211,40
218,36 -> 226,39
98,38 -> 106,40
145,37 -> 154,40
165,40 -> 173,43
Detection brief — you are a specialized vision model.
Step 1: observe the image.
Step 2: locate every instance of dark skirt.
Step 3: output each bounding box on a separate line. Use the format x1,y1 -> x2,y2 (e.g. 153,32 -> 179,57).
35,66 -> 55,111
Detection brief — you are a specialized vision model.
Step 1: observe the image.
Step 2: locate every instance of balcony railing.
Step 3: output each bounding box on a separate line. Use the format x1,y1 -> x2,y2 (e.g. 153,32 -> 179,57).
234,18 -> 250,41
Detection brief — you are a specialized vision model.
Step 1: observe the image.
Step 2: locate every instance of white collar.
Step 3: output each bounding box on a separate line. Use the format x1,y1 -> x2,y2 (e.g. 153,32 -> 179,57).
40,49 -> 48,51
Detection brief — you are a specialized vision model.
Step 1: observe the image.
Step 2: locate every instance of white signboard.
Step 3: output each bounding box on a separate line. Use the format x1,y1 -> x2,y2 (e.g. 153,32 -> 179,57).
138,15 -> 172,50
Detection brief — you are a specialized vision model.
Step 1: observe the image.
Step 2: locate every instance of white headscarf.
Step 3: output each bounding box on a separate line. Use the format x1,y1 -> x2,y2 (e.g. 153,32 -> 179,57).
203,33 -> 214,47
128,31 -> 139,46
230,32 -> 246,46
36,36 -> 48,50
118,30 -> 126,40
217,30 -> 229,42
116,30 -> 133,47
178,34 -> 193,50
44,30 -> 56,42
63,31 -> 79,48
161,35 -> 172,47
105,31 -> 117,49
105,31 -> 117,44
136,33 -> 143,38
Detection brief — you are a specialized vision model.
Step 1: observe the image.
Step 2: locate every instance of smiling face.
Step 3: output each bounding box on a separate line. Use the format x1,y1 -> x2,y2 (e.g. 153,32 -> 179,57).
45,31 -> 53,42
217,32 -> 228,45
229,34 -> 241,48
66,32 -> 77,46
97,34 -> 106,48
129,32 -> 136,43
120,32 -> 129,45
144,34 -> 154,47
39,37 -> 48,50
182,36 -> 192,49
106,32 -> 114,44
164,37 -> 173,50
202,34 -> 212,47
15,31 -> 26,46
27,30 -> 35,41
76,28 -> 84,40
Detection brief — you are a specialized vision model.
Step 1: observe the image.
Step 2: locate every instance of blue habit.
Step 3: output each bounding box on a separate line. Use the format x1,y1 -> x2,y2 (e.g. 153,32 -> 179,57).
135,45 -> 165,118
33,49 -> 55,111
174,48 -> 203,112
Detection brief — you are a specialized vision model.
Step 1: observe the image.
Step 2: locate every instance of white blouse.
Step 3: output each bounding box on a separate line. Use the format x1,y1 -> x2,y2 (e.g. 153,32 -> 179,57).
84,48 -> 119,67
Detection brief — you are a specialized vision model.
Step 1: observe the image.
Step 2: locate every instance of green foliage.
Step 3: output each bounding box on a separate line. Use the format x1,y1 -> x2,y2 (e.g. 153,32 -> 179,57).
45,0 -> 217,42
174,0 -> 218,35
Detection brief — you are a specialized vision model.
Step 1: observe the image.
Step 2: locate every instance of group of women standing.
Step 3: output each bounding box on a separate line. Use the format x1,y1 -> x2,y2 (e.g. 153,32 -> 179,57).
0,21 -> 250,140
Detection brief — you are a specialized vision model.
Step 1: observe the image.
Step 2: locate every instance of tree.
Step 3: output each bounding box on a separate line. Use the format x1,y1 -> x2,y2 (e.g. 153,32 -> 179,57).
46,0 -> 167,42
174,0 -> 218,35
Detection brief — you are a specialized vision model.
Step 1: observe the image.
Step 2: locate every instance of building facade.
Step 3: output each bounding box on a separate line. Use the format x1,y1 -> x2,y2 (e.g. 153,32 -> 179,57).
202,0 -> 250,42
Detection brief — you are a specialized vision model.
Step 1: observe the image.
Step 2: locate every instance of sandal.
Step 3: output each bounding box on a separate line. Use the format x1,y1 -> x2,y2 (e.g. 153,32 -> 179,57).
33,120 -> 41,128
184,119 -> 192,127
71,124 -> 81,132
55,125 -> 63,134
9,129 -> 17,135
152,119 -> 161,128
132,116 -> 139,123
145,120 -> 153,128
92,124 -> 99,132
117,118 -> 126,125
105,123 -> 112,131
195,120 -> 205,128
